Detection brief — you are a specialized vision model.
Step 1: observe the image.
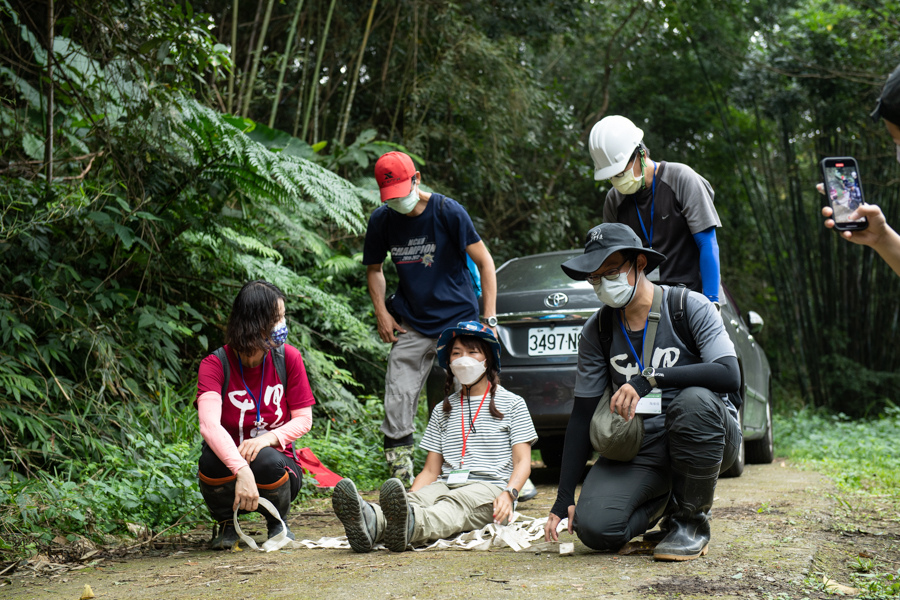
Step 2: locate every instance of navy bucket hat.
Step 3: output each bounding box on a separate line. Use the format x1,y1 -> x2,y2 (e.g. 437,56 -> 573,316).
435,321 -> 502,372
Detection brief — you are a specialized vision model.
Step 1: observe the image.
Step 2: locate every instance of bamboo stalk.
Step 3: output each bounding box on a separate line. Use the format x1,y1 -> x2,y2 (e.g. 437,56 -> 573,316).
338,0 -> 379,145
292,13 -> 313,137
301,0 -> 338,141
268,0 -> 305,128
241,0 -> 276,117
236,0 -> 265,116
227,0 -> 238,113
45,0 -> 54,189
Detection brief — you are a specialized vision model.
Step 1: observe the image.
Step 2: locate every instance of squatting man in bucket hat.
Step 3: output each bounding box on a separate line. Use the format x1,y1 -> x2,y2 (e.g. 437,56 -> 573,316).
331,322 -> 537,553
544,222 -> 742,561
362,151 -> 498,487
820,62 -> 900,277
589,115 -> 723,303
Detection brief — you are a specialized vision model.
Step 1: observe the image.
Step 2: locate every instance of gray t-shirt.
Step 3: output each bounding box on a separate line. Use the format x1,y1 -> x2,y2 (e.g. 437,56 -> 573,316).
574,286 -> 735,410
603,162 -> 721,292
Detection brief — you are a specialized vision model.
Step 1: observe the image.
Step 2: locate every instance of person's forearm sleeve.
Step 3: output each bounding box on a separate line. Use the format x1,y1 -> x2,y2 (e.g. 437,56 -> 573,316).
271,406 -> 313,449
198,392 -> 249,475
693,227 -> 720,302
550,394 -> 601,518
653,356 -> 739,393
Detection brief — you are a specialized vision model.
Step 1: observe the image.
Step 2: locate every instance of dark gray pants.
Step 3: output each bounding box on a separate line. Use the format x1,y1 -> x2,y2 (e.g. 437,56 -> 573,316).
574,387 -> 741,551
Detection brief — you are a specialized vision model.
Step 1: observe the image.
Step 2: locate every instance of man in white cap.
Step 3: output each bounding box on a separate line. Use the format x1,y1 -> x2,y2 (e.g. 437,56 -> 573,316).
363,151 -> 498,486
588,116 -> 722,303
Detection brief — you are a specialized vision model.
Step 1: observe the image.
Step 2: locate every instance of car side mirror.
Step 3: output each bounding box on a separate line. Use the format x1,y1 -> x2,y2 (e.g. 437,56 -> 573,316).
747,311 -> 764,335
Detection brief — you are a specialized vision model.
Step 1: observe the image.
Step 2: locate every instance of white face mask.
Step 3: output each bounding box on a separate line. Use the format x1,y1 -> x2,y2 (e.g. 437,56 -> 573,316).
450,356 -> 487,386
592,264 -> 638,308
386,184 -> 419,214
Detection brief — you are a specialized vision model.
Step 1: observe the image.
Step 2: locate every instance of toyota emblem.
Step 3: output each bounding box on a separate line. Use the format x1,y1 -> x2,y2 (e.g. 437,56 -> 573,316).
544,293 -> 569,308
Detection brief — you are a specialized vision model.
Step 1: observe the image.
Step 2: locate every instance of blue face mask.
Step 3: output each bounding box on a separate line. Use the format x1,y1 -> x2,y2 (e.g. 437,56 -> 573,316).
269,319 -> 288,345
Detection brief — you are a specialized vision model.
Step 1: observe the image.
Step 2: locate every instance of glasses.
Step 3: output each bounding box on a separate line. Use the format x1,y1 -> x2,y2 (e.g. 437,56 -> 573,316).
586,259 -> 630,285
611,149 -> 640,180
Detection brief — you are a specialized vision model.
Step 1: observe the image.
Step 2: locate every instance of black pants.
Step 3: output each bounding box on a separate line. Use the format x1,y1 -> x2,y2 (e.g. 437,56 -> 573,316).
574,387 -> 741,551
198,443 -> 302,501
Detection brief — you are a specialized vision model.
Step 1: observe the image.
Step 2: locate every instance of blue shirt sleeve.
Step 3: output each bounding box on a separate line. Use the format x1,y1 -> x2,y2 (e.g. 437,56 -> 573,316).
692,227 -> 720,303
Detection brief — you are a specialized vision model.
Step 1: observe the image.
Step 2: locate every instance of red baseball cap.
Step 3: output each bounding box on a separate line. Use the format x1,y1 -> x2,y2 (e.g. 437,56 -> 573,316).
374,151 -> 416,202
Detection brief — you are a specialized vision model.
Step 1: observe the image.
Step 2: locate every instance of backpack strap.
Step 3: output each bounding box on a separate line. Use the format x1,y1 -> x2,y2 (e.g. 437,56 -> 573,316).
272,344 -> 287,387
213,346 -> 229,399
666,284 -> 699,357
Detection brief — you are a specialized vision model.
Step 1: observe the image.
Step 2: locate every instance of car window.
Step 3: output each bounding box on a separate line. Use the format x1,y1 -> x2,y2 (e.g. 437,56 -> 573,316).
497,252 -> 585,292
722,285 -> 746,328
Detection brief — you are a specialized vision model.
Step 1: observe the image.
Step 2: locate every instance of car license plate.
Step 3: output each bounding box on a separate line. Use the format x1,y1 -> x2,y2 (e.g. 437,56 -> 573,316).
527,326 -> 581,356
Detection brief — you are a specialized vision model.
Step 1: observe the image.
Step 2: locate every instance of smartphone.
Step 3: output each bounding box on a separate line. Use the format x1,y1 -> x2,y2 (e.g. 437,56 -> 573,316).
820,157 -> 868,231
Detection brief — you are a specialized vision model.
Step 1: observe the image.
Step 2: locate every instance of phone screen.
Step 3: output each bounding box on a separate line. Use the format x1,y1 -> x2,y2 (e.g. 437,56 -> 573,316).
822,158 -> 865,226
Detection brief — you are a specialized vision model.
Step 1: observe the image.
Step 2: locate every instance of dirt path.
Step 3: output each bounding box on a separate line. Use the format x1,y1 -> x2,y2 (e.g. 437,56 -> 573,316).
3,462 -> 846,599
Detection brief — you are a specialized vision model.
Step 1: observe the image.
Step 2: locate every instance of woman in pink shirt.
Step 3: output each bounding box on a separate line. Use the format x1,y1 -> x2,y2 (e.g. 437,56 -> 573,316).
195,280 -> 316,549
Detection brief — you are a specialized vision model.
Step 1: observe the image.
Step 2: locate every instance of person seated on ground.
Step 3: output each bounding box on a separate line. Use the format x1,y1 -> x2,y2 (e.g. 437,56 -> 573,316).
331,322 -> 537,553
544,223 -> 741,562
195,280 -> 316,550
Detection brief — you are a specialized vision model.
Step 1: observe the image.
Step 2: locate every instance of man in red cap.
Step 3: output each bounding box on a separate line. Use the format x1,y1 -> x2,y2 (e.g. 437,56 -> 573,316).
363,151 -> 498,485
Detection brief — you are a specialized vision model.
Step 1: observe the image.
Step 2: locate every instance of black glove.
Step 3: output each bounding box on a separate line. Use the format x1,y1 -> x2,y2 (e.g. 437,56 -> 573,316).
626,374 -> 654,397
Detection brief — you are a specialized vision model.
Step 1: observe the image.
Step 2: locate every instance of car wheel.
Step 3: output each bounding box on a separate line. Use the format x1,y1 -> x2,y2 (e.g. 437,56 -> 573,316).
746,382 -> 775,464
539,436 -> 565,469
721,403 -> 745,478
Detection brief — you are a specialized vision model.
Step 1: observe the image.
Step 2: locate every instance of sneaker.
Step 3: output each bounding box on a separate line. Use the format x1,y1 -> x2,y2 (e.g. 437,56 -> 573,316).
518,478 -> 538,502
332,478 -> 377,553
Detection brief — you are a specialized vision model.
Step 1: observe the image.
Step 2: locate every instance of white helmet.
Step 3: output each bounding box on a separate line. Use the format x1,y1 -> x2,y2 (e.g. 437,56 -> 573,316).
588,116 -> 644,180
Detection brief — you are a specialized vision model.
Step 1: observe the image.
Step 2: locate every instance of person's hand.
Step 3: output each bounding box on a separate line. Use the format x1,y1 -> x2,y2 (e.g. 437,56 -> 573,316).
821,204 -> 889,248
493,490 -> 515,524
237,432 -> 278,463
611,382 -> 641,421
544,505 -> 575,542
233,466 -> 259,512
375,311 -> 406,343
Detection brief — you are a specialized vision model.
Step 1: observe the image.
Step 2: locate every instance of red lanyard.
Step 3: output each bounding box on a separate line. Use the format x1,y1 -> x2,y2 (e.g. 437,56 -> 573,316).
460,382 -> 490,467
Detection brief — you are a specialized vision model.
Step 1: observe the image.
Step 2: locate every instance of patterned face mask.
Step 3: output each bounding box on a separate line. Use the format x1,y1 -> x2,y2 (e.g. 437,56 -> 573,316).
269,319 -> 288,345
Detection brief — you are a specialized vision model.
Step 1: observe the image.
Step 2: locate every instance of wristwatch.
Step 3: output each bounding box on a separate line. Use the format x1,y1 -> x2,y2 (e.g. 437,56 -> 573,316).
484,315 -> 498,327
504,486 -> 518,501
641,366 -> 658,388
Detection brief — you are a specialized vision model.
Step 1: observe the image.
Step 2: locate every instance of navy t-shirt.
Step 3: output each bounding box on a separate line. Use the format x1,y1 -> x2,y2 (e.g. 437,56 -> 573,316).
362,194 -> 481,338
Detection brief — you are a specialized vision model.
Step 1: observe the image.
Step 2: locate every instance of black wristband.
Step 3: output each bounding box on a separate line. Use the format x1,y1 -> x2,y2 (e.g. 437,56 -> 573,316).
626,374 -> 654,397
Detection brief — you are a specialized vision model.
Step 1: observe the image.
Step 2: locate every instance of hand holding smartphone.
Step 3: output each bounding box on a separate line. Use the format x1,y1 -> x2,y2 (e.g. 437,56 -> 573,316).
820,157 -> 868,231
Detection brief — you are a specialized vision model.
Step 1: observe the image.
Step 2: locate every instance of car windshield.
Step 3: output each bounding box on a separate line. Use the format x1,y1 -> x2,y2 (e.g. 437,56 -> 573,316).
497,251 -> 588,292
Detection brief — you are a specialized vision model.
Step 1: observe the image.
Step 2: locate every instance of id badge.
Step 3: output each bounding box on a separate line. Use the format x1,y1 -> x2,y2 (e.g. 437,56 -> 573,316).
647,266 -> 661,282
635,389 -> 662,415
447,469 -> 470,484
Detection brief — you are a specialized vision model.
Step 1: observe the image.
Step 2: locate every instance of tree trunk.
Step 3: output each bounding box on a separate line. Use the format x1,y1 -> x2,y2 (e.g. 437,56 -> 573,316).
236,0 -> 265,116
268,0 -> 305,128
227,0 -> 239,114
338,0 -> 379,145
301,0 -> 337,141
242,0 -> 276,118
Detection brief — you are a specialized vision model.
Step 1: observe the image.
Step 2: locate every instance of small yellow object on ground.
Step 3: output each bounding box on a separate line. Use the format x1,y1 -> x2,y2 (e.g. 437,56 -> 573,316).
80,583 -> 95,599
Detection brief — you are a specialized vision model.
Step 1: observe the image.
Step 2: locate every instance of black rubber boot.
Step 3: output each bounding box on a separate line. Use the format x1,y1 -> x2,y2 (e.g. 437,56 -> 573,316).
258,473 -> 295,542
332,478 -> 380,553
653,462 -> 720,561
199,477 -> 240,551
380,478 -> 415,552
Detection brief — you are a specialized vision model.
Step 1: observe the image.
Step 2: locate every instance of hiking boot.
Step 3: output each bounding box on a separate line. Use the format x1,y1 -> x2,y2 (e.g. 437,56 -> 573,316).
258,471 -> 295,542
381,478 -> 415,552
332,478 -> 379,553
653,462 -> 720,562
384,445 -> 415,488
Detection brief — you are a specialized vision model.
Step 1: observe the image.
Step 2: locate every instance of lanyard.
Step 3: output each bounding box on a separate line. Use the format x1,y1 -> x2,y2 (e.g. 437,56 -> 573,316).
237,351 -> 267,426
633,161 -> 657,248
618,312 -> 649,373
460,382 -> 490,467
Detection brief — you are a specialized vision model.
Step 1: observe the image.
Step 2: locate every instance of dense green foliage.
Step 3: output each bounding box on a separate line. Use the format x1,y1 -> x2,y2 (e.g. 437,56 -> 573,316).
1,0 -> 899,557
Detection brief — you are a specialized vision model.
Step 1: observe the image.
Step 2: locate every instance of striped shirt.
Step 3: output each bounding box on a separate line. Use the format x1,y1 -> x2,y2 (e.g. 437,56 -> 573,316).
420,385 -> 538,487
